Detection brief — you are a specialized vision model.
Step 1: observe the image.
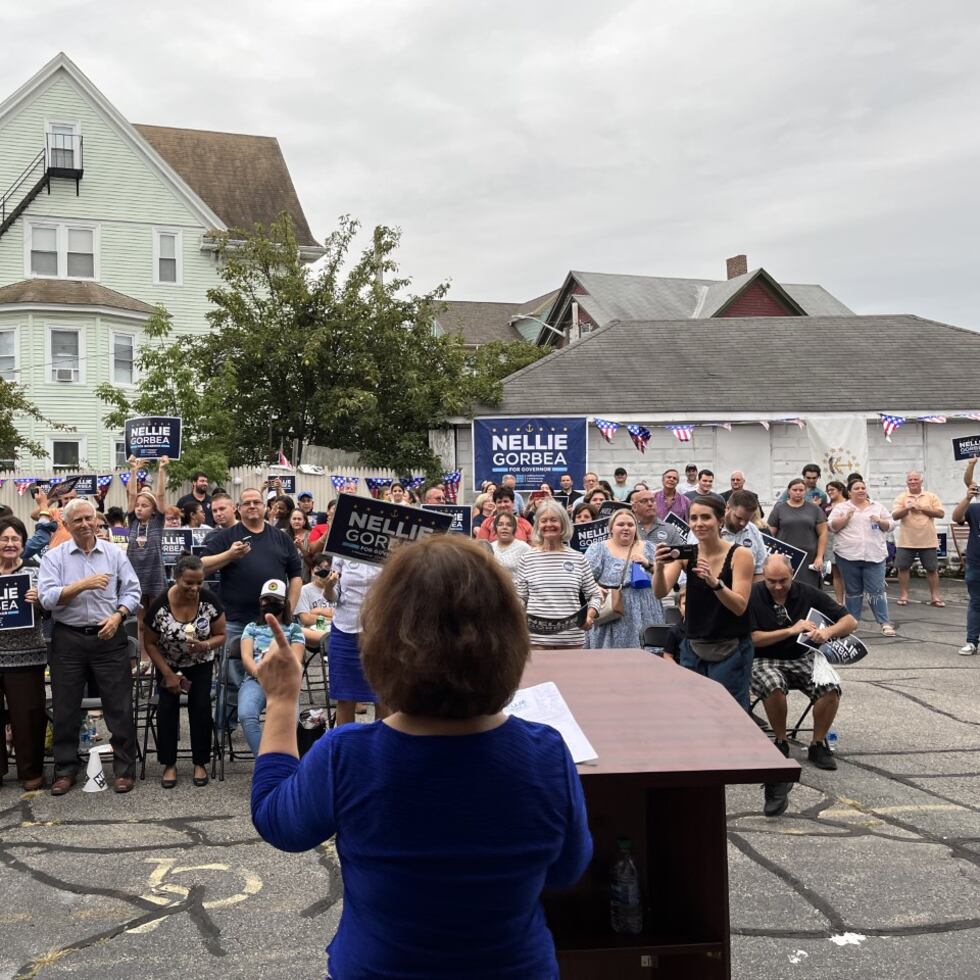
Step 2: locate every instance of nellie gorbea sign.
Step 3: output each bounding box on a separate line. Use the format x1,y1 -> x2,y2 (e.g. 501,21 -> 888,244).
472,418 -> 587,491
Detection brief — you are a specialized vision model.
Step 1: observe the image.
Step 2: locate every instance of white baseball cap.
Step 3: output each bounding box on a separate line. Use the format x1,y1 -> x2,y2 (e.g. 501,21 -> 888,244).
260,579 -> 286,599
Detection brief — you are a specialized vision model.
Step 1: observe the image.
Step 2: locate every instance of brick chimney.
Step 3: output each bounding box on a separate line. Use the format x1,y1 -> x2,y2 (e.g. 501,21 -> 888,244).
726,254 -> 748,280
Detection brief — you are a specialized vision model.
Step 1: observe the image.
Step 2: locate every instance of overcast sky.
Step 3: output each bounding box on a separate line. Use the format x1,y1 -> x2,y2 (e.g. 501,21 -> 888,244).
7,1 -> 980,327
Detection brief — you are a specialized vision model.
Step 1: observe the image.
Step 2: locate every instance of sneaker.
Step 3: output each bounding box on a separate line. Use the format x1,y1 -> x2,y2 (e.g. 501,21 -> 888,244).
763,782 -> 792,817
958,643 -> 977,657
774,738 -> 790,758
808,741 -> 837,771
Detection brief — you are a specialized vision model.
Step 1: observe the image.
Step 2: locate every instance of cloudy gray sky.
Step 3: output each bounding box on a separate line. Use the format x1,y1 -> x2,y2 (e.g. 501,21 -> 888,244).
7,1 -> 980,326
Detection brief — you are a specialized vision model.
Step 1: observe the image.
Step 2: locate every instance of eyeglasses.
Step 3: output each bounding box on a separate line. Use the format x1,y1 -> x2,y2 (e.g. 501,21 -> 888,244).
773,604 -> 791,626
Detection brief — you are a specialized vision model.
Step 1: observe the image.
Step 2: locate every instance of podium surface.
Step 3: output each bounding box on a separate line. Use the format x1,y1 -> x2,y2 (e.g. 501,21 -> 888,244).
522,649 -> 800,979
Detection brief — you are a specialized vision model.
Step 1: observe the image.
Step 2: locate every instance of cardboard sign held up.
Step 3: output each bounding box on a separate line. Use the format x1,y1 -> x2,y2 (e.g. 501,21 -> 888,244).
952,434 -> 980,462
597,499 -> 630,519
324,494 -> 453,565
570,518 -> 610,555
161,529 -> 193,566
0,573 -> 35,631
665,512 -> 690,536
422,504 -> 472,536
760,532 -> 808,577
267,474 -> 296,494
125,416 -> 182,461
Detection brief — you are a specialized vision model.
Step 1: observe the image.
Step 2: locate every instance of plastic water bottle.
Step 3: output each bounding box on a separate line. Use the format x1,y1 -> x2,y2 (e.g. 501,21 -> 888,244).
826,729 -> 839,752
79,717 -> 91,748
610,838 -> 643,935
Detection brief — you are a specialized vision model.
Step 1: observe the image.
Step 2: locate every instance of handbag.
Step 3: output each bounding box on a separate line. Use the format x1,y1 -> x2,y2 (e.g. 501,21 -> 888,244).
594,545 -> 633,626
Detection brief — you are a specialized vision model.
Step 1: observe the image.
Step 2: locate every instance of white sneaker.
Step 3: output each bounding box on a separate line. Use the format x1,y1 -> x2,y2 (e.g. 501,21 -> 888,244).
958,643 -> 977,656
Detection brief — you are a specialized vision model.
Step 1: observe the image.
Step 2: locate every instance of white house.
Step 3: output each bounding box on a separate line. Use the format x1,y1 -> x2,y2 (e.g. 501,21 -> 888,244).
0,52 -> 321,470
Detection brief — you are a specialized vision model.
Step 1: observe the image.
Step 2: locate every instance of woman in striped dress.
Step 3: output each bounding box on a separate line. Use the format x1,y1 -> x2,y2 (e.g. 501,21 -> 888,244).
514,500 -> 601,649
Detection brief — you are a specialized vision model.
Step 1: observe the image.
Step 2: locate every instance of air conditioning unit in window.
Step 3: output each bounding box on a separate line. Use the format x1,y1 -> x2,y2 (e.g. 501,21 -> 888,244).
53,368 -> 78,383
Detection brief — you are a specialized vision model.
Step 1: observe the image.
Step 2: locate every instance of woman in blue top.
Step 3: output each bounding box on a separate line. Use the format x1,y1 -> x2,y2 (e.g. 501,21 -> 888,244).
238,578 -> 305,756
251,535 -> 593,980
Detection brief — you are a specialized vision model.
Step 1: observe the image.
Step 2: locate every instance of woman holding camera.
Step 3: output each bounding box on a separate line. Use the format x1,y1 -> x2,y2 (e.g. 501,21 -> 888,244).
251,535 -> 592,980
653,495 -> 754,709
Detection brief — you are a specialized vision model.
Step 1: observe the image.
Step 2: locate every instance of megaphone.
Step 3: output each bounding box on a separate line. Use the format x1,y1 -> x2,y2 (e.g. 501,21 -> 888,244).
83,744 -> 113,793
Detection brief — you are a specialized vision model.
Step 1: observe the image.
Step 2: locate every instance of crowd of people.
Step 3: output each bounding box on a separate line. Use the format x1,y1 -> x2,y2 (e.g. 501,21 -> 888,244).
0,453 -> 970,976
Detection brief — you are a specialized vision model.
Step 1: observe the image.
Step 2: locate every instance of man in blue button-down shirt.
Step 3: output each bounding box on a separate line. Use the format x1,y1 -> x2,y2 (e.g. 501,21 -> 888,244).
39,497 -> 142,796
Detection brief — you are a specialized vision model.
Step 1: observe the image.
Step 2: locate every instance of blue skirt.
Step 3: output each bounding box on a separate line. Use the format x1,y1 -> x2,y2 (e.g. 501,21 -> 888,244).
327,627 -> 378,703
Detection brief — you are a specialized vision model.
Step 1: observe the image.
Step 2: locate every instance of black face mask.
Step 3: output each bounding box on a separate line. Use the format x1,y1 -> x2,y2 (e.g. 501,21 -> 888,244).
260,598 -> 285,616
314,567 -> 330,578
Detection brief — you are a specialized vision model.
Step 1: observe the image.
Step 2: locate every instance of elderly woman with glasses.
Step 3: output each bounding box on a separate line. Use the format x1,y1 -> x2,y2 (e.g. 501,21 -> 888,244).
0,517 -> 47,790
514,500 -> 601,648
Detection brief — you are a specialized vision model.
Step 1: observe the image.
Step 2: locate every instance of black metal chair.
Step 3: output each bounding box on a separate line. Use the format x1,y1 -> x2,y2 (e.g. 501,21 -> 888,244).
639,605 -> 683,653
302,633 -> 335,729
212,637 -> 245,781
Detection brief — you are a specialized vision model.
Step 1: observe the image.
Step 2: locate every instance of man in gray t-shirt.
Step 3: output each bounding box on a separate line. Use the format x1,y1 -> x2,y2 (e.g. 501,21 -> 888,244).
631,489 -> 686,546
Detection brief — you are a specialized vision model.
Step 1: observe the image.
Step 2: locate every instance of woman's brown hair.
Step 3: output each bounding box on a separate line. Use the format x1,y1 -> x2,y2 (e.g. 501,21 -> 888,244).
360,535 -> 530,718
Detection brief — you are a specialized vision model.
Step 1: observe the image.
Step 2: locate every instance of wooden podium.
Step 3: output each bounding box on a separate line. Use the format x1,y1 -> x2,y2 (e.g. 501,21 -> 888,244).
522,649 -> 800,979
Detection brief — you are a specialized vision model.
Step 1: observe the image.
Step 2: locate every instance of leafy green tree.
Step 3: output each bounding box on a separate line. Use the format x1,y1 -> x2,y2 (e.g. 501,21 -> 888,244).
97,215 -> 547,479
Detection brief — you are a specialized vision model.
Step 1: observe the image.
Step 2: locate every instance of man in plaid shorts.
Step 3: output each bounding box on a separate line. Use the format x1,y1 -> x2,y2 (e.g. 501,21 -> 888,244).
749,554 -> 857,816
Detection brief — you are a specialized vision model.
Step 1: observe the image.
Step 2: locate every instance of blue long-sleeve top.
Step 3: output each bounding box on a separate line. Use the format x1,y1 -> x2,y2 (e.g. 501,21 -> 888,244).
252,715 -> 593,980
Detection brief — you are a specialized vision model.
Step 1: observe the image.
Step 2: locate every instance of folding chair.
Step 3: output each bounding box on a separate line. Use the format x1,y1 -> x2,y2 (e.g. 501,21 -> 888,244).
302,633 -> 335,729
950,522 -> 970,574
639,606 -> 683,653
749,693 -> 815,739
138,662 -> 217,780
212,637 -> 246,781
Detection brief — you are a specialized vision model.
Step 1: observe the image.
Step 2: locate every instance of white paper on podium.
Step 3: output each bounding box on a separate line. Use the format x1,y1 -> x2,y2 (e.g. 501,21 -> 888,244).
503,681 -> 598,765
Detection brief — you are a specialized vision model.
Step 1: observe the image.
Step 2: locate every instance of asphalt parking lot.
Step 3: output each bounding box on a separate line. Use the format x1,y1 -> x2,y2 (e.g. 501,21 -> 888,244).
0,578 -> 977,980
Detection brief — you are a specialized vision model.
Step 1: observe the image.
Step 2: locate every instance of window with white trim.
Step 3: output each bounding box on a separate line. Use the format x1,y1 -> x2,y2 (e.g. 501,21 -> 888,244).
114,440 -> 127,469
0,330 -> 16,382
47,121 -> 79,169
52,440 -> 81,469
153,229 -> 182,285
30,225 -> 58,276
112,332 -> 136,385
50,328 -> 81,383
26,222 -> 98,280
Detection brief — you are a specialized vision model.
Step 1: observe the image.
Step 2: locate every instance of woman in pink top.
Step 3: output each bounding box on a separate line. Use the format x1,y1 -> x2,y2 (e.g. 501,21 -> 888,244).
829,479 -> 896,636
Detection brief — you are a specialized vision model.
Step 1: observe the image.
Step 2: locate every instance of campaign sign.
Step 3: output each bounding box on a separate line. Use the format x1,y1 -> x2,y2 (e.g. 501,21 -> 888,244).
665,512 -> 690,536
267,474 -> 296,494
527,605 -> 590,636
30,475 -> 81,500
324,494 -> 453,565
952,434 -> 980,461
422,504 -> 472,536
598,499 -> 630,519
760,532 -> 808,577
67,475 -> 98,496
125,416 -> 182,461
472,417 -> 587,492
552,493 -> 570,510
796,607 -> 869,664
570,518 -> 610,555
0,574 -> 35,631
161,529 -> 192,566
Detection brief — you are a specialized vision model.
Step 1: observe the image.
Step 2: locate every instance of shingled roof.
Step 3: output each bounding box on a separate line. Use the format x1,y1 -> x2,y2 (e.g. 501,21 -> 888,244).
435,301 -> 523,345
567,269 -> 853,322
492,314 -> 980,415
134,125 -> 319,248
435,290 -> 559,346
0,279 -> 155,315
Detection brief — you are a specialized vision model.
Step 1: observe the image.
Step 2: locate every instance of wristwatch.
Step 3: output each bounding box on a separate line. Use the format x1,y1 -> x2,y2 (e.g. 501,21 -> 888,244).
711,581 -> 724,591
116,606 -> 129,619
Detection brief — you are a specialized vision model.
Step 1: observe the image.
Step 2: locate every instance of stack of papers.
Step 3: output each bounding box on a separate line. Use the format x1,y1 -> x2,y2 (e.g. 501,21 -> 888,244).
504,681 -> 598,764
